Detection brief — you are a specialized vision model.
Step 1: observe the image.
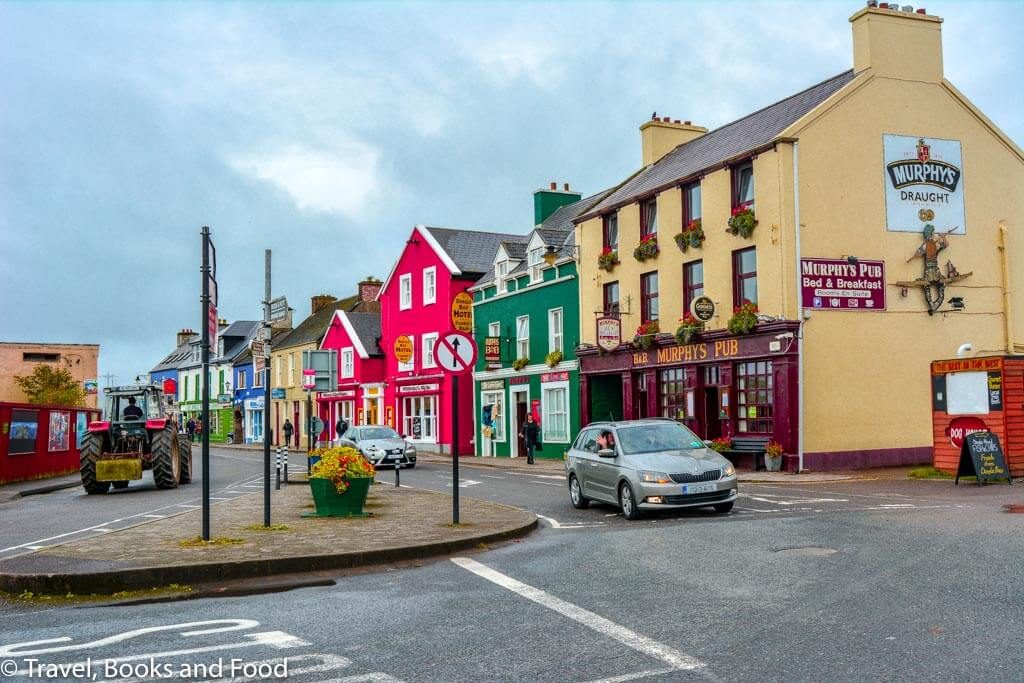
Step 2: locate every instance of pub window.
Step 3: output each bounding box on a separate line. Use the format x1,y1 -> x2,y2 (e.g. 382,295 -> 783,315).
603,282 -> 620,315
731,161 -> 754,210
683,260 -> 704,309
683,181 -> 701,225
736,361 -> 773,434
640,197 -> 658,238
602,213 -> 619,251
732,247 -> 758,309
658,368 -> 691,421
640,271 -> 659,323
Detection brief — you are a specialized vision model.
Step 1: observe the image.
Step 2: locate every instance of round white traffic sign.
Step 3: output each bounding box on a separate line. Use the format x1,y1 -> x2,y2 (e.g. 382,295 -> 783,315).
435,333 -> 477,374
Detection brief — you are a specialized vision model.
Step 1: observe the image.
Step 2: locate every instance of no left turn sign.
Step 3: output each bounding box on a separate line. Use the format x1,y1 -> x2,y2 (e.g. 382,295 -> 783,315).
435,332 -> 477,375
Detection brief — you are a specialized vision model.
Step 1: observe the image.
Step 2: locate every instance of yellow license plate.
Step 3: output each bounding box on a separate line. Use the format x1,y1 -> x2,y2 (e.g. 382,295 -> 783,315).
96,458 -> 142,481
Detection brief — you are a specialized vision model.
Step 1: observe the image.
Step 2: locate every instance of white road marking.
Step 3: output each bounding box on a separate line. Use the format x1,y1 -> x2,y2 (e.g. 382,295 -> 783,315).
480,475 -> 505,479
452,557 -> 704,672
581,668 -> 681,683
0,619 -> 261,656
93,528 -> 112,533
507,472 -> 565,480
25,545 -> 44,550
531,481 -> 562,487
444,479 -> 481,488
177,504 -> 202,508
210,497 -> 229,501
538,514 -> 563,528
140,514 -> 166,519
740,494 -> 847,505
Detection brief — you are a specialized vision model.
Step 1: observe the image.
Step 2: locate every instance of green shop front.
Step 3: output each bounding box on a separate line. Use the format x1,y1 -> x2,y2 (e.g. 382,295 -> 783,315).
179,394 -> 234,443
475,368 -> 579,459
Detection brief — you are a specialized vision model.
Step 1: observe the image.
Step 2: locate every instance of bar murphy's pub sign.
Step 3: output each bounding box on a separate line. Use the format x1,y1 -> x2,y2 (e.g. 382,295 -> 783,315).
883,134 -> 965,234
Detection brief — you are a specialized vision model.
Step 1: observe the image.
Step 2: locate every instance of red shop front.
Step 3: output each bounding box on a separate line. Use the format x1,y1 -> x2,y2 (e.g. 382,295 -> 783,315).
578,321 -> 800,470
1,402 -> 101,484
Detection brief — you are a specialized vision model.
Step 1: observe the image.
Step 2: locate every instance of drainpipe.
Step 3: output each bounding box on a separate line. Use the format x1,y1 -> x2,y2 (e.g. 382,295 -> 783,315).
999,222 -> 1015,353
792,142 -> 805,473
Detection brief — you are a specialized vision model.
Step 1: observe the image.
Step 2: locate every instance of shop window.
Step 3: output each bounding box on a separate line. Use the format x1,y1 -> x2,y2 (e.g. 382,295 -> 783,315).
548,308 -> 563,353
542,384 -> 570,442
423,267 -> 436,305
402,395 -> 437,441
603,213 -> 619,251
640,197 -> 658,238
640,271 -> 659,323
658,368 -> 693,421
481,391 -> 505,441
736,361 -> 773,434
683,260 -> 704,308
732,247 -> 758,309
516,316 -> 530,359
399,273 -> 412,310
341,348 -> 354,378
683,181 -> 701,224
731,161 -> 754,210
603,282 -> 620,315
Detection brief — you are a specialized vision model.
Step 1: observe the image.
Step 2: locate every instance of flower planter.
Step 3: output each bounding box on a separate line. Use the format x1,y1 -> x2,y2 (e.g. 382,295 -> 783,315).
307,476 -> 372,517
764,454 -> 783,472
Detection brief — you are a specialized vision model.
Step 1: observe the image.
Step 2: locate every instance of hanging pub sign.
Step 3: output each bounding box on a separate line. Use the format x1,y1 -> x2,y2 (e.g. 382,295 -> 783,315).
484,336 -> 501,368
689,296 -> 716,322
956,431 -> 1011,485
883,135 -> 965,234
800,258 -> 886,310
596,317 -> 622,352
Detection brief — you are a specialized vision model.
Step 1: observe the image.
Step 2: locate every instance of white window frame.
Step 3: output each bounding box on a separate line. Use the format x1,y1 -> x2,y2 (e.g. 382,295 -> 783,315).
399,273 -> 412,310
488,322 -> 500,337
495,260 -> 509,294
516,315 -> 529,360
398,334 -> 415,371
548,308 -> 563,354
481,390 -> 505,442
423,267 -> 436,305
341,348 -> 355,379
422,333 -> 438,369
402,395 -> 437,442
288,353 -> 295,386
237,370 -> 246,389
528,247 -> 544,283
542,381 -> 571,443
254,366 -> 263,388
275,357 -> 281,387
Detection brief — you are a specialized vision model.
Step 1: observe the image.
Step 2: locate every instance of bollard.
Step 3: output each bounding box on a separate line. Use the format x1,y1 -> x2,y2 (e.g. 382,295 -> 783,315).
275,447 -> 281,490
394,459 -> 401,488
283,448 -> 289,484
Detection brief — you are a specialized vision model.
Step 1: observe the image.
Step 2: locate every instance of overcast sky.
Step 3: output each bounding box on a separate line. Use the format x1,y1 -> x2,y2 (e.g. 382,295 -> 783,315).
2,0 -> 1022,386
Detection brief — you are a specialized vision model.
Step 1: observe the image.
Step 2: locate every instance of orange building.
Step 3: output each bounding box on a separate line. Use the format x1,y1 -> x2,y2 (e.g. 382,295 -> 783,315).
0,342 -> 100,409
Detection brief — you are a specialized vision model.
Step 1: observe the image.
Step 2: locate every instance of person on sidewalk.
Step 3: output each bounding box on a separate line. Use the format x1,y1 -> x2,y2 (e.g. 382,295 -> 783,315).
186,418 -> 197,443
519,414 -> 540,465
335,417 -> 349,446
282,419 -> 294,448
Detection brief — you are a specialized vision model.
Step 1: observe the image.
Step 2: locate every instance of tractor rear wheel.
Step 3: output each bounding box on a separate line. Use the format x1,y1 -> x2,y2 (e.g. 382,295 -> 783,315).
178,440 -> 193,484
80,432 -> 110,495
152,427 -> 180,490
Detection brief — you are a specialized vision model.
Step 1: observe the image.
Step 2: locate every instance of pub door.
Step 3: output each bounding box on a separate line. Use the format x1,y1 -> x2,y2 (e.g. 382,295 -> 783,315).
703,387 -> 722,439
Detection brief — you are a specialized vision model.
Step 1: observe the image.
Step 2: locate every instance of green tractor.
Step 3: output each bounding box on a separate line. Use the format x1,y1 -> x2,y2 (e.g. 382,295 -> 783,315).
80,384 -> 192,494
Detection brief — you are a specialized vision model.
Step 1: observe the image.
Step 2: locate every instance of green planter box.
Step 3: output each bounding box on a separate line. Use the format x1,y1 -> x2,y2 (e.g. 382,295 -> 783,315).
307,476 -> 372,517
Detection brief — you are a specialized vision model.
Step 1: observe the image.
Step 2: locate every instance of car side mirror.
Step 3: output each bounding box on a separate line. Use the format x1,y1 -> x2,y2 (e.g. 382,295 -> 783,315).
597,448 -> 616,458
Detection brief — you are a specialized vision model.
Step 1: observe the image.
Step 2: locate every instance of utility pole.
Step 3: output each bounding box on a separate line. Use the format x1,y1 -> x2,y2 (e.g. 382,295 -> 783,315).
200,226 -> 214,541
263,250 -> 272,527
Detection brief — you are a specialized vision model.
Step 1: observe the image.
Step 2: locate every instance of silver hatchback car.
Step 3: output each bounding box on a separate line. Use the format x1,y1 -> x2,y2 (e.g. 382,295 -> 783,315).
565,419 -> 738,520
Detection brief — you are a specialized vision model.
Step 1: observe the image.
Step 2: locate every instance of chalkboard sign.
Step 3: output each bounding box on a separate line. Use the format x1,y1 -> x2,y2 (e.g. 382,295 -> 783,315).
956,431 -> 1012,485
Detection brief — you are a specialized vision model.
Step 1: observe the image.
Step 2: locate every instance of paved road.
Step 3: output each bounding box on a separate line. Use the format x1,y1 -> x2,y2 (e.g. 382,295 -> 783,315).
1,460 -> 1021,682
0,446 -> 273,561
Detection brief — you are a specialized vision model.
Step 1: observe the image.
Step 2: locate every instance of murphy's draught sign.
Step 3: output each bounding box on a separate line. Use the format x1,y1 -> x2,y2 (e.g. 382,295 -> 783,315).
883,134 -> 965,234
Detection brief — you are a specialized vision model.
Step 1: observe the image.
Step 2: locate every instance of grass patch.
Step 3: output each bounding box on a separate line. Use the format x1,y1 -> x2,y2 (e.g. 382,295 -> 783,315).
177,537 -> 245,548
2,583 -> 192,604
907,466 -> 961,480
242,524 -> 289,531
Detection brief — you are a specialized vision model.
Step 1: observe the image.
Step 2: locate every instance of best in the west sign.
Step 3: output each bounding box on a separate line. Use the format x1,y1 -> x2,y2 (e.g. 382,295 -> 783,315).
883,134 -> 965,234
800,258 -> 886,310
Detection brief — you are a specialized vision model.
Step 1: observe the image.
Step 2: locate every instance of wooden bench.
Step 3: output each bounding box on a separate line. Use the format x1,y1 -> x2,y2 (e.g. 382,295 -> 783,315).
723,436 -> 770,471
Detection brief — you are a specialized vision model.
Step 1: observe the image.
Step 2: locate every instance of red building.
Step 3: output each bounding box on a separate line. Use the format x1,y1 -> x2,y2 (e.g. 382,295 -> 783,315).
318,310 -> 386,440
0,402 -> 100,484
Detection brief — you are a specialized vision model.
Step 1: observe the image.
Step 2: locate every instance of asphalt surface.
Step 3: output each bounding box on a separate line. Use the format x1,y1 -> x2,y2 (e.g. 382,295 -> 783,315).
0,446 -> 271,562
1,460 -> 1022,682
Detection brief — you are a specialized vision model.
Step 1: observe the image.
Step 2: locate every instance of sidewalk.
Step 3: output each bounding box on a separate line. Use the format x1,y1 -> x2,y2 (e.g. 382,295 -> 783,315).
0,479 -> 536,595
0,473 -> 81,502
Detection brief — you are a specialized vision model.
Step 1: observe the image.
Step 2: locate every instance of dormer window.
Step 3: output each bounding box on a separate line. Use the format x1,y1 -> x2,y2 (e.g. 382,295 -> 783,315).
732,162 -> 754,210
640,197 -> 658,238
528,247 -> 544,283
495,260 -> 509,294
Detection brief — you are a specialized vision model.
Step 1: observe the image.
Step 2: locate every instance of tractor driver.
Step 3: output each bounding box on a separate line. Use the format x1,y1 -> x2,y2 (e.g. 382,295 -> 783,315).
123,397 -> 144,420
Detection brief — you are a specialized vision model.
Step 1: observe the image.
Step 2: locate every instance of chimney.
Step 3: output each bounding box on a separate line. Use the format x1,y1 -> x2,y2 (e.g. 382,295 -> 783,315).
850,5 -> 943,82
177,328 -> 196,347
310,294 -> 336,314
640,118 -> 707,166
359,277 -> 383,302
533,182 -> 582,226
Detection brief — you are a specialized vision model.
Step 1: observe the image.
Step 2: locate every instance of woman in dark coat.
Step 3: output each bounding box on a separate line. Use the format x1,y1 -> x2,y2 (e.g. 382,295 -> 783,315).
520,414 -> 540,465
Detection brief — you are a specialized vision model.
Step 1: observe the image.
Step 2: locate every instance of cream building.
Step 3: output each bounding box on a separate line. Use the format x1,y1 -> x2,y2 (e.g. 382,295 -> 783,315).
574,6 -> 1023,470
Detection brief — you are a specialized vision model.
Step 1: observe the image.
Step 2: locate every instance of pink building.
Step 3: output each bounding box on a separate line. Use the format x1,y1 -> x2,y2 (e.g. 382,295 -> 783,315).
317,309 -> 386,441
380,225 -> 518,454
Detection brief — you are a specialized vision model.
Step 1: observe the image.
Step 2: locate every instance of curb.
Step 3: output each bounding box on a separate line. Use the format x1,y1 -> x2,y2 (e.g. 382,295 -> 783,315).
2,479 -> 81,502
0,515 -> 538,596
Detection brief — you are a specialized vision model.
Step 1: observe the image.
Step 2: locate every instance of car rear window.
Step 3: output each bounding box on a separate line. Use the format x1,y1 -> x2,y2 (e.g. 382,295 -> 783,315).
616,423 -> 703,455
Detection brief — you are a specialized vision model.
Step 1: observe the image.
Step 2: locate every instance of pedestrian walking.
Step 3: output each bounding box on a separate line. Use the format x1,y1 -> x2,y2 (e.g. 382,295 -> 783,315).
335,416 -> 349,446
186,418 -> 197,443
519,414 -> 540,465
282,418 -> 294,448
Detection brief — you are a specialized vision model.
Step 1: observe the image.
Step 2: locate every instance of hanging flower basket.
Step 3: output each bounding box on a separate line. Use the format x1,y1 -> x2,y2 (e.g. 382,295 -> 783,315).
306,446 -> 375,517
675,313 -> 703,344
597,248 -> 619,272
726,207 -> 757,238
633,234 -> 660,262
545,350 -> 563,368
633,320 -> 660,350
727,302 -> 759,335
674,219 -> 705,253
512,357 -> 530,371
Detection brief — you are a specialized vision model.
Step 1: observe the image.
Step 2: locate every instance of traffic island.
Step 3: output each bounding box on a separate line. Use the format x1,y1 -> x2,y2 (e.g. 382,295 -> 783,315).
0,482 -> 537,596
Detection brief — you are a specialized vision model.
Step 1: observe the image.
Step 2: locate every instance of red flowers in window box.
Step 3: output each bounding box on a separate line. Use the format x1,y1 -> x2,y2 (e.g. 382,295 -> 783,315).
727,207 -> 757,238
675,312 -> 703,344
633,233 -> 660,262
727,302 -> 759,335
674,218 -> 705,253
633,319 -> 660,350
597,247 -> 619,272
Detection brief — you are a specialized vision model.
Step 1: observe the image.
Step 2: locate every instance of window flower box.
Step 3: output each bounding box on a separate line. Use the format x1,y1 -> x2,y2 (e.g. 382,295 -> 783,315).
674,219 -> 705,253
727,303 -> 759,335
633,320 -> 660,350
597,248 -> 619,272
675,313 -> 703,344
726,207 -> 757,239
633,234 -> 660,262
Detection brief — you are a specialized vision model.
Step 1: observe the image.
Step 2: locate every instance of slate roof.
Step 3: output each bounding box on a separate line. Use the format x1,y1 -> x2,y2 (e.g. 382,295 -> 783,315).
346,312 -> 383,356
580,70 -> 857,220
151,337 -> 197,373
422,227 -> 522,277
234,329 -> 292,365
276,294 -> 360,351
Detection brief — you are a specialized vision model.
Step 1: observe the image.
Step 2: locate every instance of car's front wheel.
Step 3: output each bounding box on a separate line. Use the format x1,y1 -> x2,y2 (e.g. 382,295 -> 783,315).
568,474 -> 589,509
619,481 -> 642,520
713,501 -> 735,514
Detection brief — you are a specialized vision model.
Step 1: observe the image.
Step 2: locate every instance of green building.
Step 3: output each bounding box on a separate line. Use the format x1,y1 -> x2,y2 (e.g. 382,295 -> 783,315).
471,185 -> 604,459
